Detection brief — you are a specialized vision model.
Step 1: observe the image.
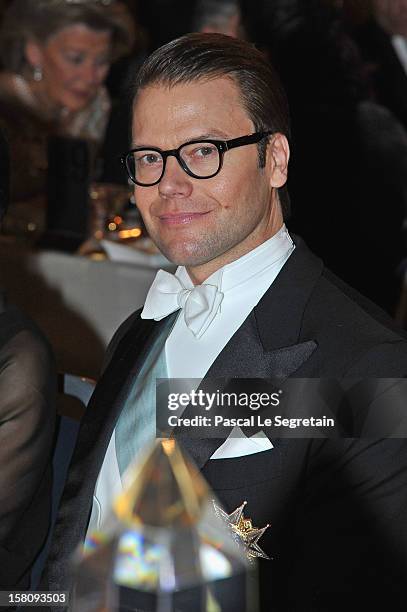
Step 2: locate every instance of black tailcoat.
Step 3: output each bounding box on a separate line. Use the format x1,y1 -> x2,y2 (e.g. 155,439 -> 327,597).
42,240 -> 407,610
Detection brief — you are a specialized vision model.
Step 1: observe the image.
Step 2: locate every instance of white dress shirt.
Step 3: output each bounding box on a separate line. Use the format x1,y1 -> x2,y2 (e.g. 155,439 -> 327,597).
86,225 -> 294,537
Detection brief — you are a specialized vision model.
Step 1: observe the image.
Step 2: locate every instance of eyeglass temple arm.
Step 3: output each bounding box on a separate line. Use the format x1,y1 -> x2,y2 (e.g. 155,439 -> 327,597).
225,131 -> 272,151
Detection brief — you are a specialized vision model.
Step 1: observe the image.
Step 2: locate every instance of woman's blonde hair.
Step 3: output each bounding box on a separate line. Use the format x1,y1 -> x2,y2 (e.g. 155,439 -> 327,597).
0,0 -> 133,73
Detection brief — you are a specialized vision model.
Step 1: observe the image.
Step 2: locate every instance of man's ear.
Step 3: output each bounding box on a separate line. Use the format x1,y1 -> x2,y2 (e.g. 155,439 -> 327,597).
25,40 -> 43,70
267,133 -> 290,189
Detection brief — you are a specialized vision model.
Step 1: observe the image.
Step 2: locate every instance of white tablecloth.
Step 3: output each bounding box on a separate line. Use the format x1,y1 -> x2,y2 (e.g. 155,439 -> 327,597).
0,242 -> 165,377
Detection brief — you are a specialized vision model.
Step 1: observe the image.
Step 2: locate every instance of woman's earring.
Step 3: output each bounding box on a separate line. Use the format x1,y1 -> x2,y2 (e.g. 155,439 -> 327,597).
33,66 -> 43,82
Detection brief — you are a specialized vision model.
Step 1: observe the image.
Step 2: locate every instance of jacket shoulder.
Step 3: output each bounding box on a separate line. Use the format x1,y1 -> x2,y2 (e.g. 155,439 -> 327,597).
102,308 -> 143,372
305,269 -> 407,375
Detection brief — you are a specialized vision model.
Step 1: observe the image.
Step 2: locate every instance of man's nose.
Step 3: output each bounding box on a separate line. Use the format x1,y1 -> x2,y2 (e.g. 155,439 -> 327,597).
158,156 -> 193,198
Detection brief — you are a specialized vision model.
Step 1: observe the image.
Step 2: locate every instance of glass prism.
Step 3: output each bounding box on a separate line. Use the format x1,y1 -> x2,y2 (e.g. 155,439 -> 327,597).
71,440 -> 258,611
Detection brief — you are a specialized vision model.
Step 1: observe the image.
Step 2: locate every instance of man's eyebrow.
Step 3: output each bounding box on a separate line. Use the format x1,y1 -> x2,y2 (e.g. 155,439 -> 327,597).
193,130 -> 230,140
131,130 -> 231,148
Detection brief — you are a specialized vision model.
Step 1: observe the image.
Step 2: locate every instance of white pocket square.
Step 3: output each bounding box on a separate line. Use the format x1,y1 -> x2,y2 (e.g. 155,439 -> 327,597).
210,427 -> 273,459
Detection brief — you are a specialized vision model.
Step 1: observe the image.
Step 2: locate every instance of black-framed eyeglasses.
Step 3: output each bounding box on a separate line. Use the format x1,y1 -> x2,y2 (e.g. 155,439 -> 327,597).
121,131 -> 272,187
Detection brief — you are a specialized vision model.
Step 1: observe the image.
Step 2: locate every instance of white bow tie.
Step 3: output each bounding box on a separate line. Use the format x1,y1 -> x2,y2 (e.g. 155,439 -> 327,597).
141,269 -> 224,338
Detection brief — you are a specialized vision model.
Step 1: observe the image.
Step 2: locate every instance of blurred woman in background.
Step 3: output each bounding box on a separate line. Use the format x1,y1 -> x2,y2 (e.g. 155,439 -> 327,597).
0,0 -> 131,228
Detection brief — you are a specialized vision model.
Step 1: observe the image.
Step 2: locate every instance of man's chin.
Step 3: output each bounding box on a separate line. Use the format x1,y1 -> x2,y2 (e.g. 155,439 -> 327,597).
156,245 -> 212,268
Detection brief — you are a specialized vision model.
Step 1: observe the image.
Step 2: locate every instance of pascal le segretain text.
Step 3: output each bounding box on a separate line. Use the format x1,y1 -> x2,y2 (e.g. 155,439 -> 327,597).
168,415 -> 336,429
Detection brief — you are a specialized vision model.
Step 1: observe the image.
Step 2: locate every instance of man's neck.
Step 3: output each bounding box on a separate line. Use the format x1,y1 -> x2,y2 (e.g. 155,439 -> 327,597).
374,10 -> 407,38
187,197 -> 284,285
186,222 -> 285,285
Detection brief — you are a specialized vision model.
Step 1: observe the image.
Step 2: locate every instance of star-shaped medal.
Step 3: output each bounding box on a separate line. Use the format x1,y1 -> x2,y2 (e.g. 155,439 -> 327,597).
213,500 -> 270,561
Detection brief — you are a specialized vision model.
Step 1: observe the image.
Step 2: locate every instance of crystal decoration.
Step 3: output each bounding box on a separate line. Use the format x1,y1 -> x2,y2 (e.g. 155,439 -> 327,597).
71,440 -> 258,611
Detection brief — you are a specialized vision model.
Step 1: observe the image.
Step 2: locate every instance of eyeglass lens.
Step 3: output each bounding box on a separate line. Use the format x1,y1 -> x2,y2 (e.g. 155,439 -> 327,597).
128,142 -> 221,185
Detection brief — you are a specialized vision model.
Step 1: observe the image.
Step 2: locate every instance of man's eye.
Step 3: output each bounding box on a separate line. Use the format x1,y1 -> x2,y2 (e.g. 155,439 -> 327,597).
194,145 -> 217,158
136,153 -> 161,165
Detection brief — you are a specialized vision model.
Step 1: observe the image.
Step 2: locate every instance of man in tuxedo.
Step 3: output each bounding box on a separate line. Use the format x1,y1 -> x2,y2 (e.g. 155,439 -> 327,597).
42,34 -> 407,610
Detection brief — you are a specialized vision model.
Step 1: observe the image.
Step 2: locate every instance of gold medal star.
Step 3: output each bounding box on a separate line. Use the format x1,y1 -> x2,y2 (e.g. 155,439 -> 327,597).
213,500 -> 270,561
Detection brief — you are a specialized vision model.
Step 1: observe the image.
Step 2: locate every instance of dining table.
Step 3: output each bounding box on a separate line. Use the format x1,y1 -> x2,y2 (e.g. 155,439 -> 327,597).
0,236 -> 170,379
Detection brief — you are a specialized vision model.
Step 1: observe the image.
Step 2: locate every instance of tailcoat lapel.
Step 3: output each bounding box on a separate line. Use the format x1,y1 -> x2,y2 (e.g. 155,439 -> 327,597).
179,239 -> 322,468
